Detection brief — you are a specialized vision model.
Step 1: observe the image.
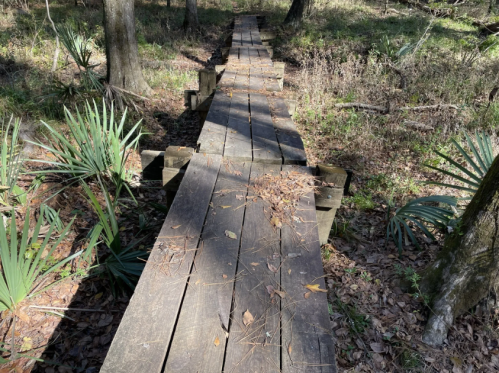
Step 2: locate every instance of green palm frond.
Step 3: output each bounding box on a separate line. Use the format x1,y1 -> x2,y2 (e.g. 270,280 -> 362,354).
387,195 -> 457,254
426,131 -> 495,195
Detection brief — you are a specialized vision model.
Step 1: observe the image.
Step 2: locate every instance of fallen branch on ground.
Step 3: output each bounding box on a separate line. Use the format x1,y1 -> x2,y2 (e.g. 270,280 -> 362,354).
334,103 -> 388,113
334,102 -> 459,113
403,120 -> 434,131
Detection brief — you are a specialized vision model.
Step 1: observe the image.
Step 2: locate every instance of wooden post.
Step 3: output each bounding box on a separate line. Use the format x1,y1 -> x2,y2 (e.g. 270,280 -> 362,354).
315,164 -> 347,245
274,62 -> 285,91
141,150 -> 164,180
162,146 -> 194,208
198,69 -> 217,97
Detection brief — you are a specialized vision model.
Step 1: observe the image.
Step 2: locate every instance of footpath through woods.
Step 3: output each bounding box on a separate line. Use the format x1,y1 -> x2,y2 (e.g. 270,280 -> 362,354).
101,15 -> 338,373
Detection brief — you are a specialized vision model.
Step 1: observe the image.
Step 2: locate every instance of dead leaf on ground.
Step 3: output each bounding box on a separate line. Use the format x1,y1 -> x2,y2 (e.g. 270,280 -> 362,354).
274,290 -> 286,298
225,230 -> 237,239
171,225 -> 181,229
243,309 -> 254,326
304,292 -> 311,299
250,262 -> 259,266
304,284 -> 327,293
268,263 -> 278,273
214,336 -> 220,346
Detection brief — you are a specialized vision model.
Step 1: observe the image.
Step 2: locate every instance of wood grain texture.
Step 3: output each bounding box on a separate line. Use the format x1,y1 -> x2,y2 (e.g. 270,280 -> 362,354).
250,93 -> 282,164
224,163 -> 282,373
280,165 -> 337,373
269,98 -> 307,165
249,67 -> 265,92
234,69 -> 249,91
101,153 -> 222,373
198,91 -> 232,154
240,47 -> 250,65
225,93 -> 252,161
164,161 -> 252,373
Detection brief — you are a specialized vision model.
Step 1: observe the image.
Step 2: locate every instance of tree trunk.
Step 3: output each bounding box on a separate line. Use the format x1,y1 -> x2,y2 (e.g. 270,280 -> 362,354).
420,154 -> 499,347
284,0 -> 309,28
167,0 -> 171,7
103,0 -> 151,94
183,0 -> 199,33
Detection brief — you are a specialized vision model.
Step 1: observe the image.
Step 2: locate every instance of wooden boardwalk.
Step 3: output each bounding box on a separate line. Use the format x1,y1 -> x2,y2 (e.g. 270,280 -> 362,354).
102,15 -> 336,373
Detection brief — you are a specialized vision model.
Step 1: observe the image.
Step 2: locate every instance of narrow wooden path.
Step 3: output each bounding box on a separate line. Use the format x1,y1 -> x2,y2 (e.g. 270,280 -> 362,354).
102,16 -> 337,373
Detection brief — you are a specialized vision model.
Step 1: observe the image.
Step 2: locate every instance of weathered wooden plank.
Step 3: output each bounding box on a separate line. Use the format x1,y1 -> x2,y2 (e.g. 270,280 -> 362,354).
101,153 -> 222,373
269,98 -> 307,165
249,67 -> 265,91
219,69 -> 236,88
233,32 -> 242,46
250,93 -> 282,164
224,163 -> 282,373
164,161 -> 252,373
257,48 -> 273,66
251,29 -> 263,45
228,47 -> 239,64
225,93 -> 252,161
240,47 -> 250,65
262,68 -> 281,92
234,69 -> 249,91
242,30 -> 252,46
198,91 -> 232,154
248,47 -> 260,65
280,165 -> 337,373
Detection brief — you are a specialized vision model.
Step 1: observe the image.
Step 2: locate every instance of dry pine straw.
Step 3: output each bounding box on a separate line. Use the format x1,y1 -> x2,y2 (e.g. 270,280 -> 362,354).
250,170 -> 316,228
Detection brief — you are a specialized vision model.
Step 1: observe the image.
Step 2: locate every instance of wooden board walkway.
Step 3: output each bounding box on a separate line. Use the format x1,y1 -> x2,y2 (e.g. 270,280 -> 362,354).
102,15 -> 336,373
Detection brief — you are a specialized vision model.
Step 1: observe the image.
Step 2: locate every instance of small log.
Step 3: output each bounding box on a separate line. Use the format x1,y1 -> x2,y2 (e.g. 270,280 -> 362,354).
334,102 -> 388,113
403,120 -> 434,131
398,104 -> 459,111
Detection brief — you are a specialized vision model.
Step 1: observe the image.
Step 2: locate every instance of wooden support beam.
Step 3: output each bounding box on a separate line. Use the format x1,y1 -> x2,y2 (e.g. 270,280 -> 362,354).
162,146 -> 194,207
315,164 -> 347,245
199,69 -> 217,97
141,150 -> 164,180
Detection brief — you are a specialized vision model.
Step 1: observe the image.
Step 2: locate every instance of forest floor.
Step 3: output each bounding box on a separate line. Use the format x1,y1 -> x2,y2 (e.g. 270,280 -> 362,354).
2,0 -> 499,372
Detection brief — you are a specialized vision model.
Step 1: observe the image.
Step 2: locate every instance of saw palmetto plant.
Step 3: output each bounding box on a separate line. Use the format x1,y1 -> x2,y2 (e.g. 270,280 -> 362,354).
426,131 -> 495,198
387,131 -> 496,252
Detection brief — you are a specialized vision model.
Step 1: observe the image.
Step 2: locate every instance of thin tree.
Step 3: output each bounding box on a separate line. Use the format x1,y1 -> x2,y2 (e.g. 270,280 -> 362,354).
45,0 -> 59,73
420,154 -> 499,346
103,0 -> 151,94
284,0 -> 310,28
183,0 -> 199,32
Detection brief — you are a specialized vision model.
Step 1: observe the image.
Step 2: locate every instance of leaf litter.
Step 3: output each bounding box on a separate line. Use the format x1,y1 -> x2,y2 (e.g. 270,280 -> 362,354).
250,170 -> 316,229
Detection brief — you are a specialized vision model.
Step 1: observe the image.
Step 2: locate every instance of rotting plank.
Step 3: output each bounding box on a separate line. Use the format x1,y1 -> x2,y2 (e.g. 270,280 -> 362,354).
101,153 -> 222,373
164,161 -> 252,373
224,163 -> 282,373
269,98 -> 307,165
250,93 -> 282,164
225,93 -> 252,162
198,91 -> 232,155
280,165 -> 337,373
